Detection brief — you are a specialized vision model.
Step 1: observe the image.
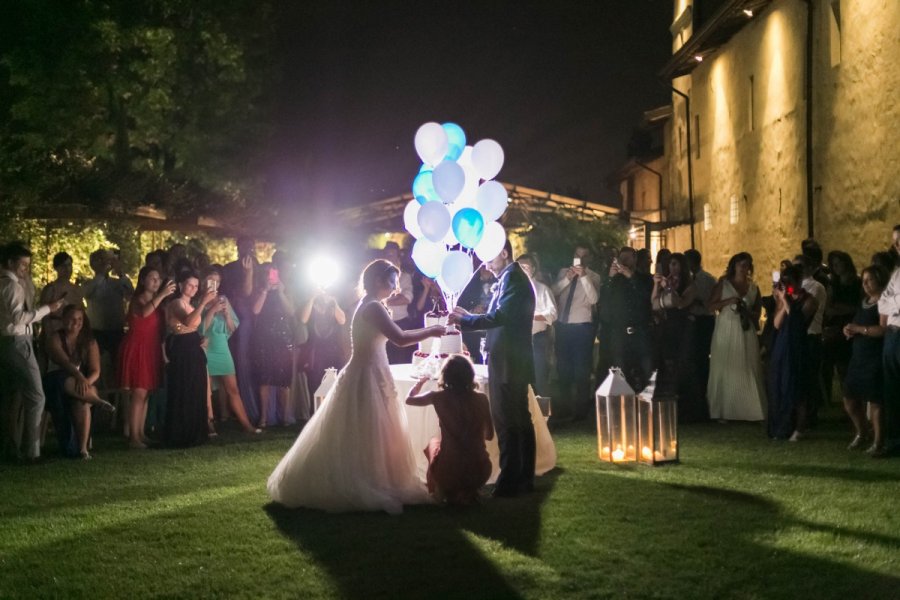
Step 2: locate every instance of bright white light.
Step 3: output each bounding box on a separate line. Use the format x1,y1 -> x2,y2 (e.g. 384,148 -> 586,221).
307,255 -> 340,290
694,55 -> 704,62
743,9 -> 753,17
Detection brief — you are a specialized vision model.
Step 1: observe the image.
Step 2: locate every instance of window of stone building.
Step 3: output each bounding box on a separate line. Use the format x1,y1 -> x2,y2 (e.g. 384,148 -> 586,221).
829,0 -> 842,67
704,203 -> 712,231
729,194 -> 739,225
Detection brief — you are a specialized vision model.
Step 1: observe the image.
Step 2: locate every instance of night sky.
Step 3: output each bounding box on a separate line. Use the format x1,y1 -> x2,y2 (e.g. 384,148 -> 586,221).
267,1 -> 673,216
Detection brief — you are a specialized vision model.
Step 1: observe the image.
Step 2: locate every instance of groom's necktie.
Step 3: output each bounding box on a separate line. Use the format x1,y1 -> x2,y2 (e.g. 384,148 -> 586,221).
560,276 -> 578,324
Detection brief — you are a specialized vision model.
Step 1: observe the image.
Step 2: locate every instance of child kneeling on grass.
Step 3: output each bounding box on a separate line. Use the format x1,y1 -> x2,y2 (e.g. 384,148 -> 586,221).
406,355 -> 494,505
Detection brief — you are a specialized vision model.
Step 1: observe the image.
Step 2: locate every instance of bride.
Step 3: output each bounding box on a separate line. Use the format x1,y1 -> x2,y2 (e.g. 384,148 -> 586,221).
268,259 -> 447,514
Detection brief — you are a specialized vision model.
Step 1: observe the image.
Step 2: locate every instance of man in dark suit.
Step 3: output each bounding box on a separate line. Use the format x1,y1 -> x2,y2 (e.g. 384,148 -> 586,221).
449,240 -> 536,497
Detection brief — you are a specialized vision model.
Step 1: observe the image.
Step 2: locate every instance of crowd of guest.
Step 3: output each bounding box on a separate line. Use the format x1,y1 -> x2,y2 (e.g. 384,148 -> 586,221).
2,222 -> 900,462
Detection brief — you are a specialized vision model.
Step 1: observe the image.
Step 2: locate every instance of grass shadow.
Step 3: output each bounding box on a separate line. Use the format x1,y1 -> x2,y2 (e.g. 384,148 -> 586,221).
265,472 -> 559,599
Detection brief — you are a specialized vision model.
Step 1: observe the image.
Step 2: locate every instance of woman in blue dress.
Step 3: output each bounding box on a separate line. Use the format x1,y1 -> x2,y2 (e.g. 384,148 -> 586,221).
768,265 -> 819,441
200,267 -> 260,434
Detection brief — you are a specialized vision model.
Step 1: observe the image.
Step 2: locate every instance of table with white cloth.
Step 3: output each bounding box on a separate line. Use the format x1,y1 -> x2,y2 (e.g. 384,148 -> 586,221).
318,363 -> 556,484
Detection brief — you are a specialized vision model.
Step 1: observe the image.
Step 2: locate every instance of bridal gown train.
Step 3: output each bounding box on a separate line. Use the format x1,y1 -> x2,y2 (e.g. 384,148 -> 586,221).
267,300 -> 430,514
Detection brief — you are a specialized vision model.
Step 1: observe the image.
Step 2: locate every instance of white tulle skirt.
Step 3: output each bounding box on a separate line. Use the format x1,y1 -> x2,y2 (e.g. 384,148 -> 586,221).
267,358 -> 431,514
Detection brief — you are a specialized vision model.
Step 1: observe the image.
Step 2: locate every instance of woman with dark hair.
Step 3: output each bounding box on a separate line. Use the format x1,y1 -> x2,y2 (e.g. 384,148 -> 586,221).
164,270 -> 216,447
44,305 -> 114,459
406,355 -> 495,505
823,251 -> 861,402
707,252 -> 766,422
251,261 -> 296,428
651,253 -> 701,418
768,265 -> 819,441
118,266 -> 175,448
842,265 -> 889,454
299,286 -> 348,405
268,259 -> 447,513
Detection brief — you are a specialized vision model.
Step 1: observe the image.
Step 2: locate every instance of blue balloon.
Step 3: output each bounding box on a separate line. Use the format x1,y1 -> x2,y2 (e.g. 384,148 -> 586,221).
412,170 -> 439,205
442,122 -> 467,162
452,208 -> 485,249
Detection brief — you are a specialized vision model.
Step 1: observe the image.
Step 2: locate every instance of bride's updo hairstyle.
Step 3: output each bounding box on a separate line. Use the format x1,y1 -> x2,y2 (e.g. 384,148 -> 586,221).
438,355 -> 476,394
359,259 -> 400,297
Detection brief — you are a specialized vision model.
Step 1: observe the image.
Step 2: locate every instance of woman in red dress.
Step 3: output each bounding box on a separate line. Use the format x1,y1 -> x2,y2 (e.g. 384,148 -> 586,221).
406,355 -> 494,505
118,266 -> 176,448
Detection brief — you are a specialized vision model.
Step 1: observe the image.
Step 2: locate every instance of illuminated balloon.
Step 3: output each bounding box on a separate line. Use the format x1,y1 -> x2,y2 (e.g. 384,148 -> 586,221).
417,200 -> 451,243
476,180 -> 508,221
432,160 -> 465,204
403,200 -> 423,239
415,122 -> 449,166
412,239 -> 447,278
471,139 -> 505,180
442,122 -> 467,162
440,251 -> 474,293
412,170 -> 439,205
441,211 -> 460,246
475,221 -> 506,262
452,207 -> 485,249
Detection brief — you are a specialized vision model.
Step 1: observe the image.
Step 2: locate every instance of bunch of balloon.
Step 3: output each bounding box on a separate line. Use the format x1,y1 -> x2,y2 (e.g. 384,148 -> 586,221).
405,121 -> 509,309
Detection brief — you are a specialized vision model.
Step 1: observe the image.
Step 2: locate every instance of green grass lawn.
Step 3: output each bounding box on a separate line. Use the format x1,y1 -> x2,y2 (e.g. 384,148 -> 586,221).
2,412 -> 898,599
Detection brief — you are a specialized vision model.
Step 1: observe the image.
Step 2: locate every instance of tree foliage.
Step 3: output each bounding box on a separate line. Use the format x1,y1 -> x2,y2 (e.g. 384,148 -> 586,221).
0,0 -> 275,217
520,213 -> 627,277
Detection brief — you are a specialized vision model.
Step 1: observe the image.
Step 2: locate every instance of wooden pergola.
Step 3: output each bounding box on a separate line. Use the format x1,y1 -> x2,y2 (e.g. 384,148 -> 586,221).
336,183 -> 629,233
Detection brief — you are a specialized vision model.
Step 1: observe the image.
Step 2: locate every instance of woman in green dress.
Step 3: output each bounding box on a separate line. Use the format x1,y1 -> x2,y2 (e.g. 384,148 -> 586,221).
200,267 -> 261,434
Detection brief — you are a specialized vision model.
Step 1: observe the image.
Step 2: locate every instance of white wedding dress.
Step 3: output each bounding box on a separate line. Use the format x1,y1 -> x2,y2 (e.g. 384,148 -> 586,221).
267,300 -> 430,514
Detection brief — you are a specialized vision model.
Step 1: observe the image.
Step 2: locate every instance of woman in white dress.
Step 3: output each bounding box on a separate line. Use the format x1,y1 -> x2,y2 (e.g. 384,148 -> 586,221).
268,259 -> 447,514
707,252 -> 766,421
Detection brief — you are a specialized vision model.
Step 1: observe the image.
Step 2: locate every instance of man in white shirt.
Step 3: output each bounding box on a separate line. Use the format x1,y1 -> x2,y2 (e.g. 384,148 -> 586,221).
518,254 -> 557,397
878,224 -> 900,455
0,243 -> 66,460
382,242 -> 415,364
553,243 -> 601,420
794,254 -> 828,427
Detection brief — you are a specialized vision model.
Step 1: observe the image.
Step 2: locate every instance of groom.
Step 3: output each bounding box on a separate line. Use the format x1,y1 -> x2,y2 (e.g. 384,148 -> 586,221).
449,240 -> 536,497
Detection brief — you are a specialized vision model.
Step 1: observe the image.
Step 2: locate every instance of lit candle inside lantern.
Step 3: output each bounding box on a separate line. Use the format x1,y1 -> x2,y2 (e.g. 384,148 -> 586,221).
654,451 -> 664,461
601,446 -> 611,458
641,446 -> 652,461
612,446 -> 625,462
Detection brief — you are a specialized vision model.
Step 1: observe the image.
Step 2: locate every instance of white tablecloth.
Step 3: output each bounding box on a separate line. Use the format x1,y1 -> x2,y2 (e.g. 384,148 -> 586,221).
319,364 -> 556,484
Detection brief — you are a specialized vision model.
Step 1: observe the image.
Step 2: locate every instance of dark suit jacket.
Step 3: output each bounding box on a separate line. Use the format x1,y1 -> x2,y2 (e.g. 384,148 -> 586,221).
459,262 -> 536,386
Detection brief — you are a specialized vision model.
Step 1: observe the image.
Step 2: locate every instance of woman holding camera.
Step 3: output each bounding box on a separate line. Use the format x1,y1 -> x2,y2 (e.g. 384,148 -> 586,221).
118,266 -> 175,448
299,288 -> 347,405
251,261 -> 296,428
768,265 -> 819,441
199,267 -> 260,434
707,252 -> 766,422
164,270 -> 215,447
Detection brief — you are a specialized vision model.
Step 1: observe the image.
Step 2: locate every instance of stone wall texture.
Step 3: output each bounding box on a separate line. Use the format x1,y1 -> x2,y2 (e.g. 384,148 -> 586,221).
665,0 -> 900,275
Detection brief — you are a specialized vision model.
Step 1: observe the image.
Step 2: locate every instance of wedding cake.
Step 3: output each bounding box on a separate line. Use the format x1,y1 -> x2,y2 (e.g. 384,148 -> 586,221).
412,311 -> 468,365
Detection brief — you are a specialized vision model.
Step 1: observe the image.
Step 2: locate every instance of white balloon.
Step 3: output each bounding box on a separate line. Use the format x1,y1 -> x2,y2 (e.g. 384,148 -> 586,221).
417,200 -> 451,243
456,160 -> 480,207
415,122 -> 449,166
457,145 -> 475,169
440,251 -> 474,294
442,212 -> 460,246
476,180 -> 509,221
475,221 -> 506,262
412,239 -> 447,278
471,139 -> 505,180
432,160 -> 465,204
403,199 -> 423,239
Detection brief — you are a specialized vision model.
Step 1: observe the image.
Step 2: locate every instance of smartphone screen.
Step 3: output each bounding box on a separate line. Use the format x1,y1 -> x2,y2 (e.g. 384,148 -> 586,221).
208,279 -> 218,292
573,257 -> 581,267
772,270 -> 781,285
268,268 -> 280,285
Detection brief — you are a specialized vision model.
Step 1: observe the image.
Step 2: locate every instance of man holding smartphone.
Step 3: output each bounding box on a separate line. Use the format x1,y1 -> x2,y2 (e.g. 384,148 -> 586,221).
552,243 -> 601,421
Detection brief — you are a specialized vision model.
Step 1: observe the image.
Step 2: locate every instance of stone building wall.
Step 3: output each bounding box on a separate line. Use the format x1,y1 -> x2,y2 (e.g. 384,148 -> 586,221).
664,0 -> 900,275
